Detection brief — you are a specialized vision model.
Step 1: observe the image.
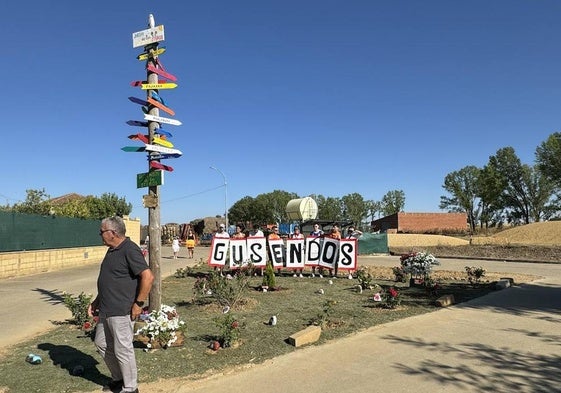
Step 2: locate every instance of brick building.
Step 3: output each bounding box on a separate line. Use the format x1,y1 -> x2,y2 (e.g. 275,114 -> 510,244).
371,212 -> 468,234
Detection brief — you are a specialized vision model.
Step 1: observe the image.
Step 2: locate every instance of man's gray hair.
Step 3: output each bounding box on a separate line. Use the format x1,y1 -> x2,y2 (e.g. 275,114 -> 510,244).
102,216 -> 126,237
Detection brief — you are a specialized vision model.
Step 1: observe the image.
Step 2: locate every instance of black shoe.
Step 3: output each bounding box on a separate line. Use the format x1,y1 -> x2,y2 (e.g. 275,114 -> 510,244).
102,380 -> 123,392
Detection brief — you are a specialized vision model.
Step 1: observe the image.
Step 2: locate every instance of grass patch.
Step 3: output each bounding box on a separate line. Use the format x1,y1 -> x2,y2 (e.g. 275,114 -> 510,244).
0,266 -> 497,393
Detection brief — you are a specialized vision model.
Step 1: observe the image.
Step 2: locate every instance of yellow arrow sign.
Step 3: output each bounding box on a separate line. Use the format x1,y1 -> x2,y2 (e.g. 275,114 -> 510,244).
141,83 -> 177,90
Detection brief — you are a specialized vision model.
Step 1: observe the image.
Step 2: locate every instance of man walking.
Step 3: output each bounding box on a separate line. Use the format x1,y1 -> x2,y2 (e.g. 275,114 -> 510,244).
88,216 -> 154,393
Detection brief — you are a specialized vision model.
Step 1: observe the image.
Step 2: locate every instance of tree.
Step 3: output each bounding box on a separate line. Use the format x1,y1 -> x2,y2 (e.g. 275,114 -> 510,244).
380,190 -> 405,216
228,196 -> 257,225
477,163 -> 505,229
536,132 -> 561,188
366,200 -> 382,222
484,147 -> 557,225
254,190 -> 298,224
439,166 -> 480,233
229,191 -> 298,226
341,193 -> 368,227
5,190 -> 132,220
12,189 -> 51,215
318,196 -> 344,221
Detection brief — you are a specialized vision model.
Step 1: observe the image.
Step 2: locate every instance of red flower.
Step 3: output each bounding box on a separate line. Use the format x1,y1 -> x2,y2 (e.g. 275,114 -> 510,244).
389,288 -> 398,298
93,316 -> 99,323
82,321 -> 92,330
231,321 -> 239,329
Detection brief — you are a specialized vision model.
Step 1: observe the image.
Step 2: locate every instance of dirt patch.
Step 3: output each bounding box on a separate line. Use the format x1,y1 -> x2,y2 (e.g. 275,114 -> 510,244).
363,265 -> 540,284
390,244 -> 561,264
388,221 -> 561,263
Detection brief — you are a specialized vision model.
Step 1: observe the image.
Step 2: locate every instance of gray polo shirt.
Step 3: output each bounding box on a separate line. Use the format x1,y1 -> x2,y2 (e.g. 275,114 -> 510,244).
97,237 -> 149,317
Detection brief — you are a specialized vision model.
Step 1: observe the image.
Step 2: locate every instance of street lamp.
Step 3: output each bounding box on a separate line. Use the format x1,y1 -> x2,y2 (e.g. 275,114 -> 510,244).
209,166 -> 228,230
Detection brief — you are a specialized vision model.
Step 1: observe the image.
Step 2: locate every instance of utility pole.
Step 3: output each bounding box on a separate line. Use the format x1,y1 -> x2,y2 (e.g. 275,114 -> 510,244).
130,14 -> 180,311
146,14 -> 162,311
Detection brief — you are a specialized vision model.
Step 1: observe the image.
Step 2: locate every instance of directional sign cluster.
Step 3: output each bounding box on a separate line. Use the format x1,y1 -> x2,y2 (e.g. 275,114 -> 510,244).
122,23 -> 182,188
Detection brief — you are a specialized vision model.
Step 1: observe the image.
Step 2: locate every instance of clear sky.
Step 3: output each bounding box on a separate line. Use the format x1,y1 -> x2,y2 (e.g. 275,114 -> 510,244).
3,1 -> 560,225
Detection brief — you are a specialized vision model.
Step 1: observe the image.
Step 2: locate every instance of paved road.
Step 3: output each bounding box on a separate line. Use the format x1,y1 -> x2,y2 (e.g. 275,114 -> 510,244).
0,245 -> 212,350
2,248 -> 560,393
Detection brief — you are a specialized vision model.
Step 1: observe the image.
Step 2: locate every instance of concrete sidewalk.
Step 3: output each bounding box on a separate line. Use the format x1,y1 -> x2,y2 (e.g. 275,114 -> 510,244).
2,248 -> 560,392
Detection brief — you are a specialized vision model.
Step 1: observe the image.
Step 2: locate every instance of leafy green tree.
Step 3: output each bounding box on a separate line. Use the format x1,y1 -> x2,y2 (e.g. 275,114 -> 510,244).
525,165 -> 558,222
341,193 -> 368,227
80,193 -> 131,220
380,190 -> 405,216
56,198 -> 91,219
12,189 -> 51,215
477,163 -> 505,229
229,191 -> 298,225
228,196 -> 257,225
366,200 -> 382,222
5,190 -> 131,220
535,132 -> 561,188
487,147 -> 556,224
439,166 -> 480,233
318,196 -> 344,221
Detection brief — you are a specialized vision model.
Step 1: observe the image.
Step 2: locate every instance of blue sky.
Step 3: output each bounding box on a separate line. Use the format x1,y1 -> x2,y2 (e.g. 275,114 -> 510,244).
3,1 -> 561,225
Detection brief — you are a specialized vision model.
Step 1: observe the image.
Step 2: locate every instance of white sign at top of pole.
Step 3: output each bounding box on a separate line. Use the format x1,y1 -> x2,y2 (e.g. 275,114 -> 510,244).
132,25 -> 165,48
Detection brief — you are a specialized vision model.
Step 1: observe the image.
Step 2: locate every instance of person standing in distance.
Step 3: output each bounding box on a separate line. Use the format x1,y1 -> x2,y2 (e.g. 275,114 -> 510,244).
309,224 -> 324,277
213,223 -> 230,275
345,226 -> 363,239
88,216 -> 154,393
291,226 -> 305,278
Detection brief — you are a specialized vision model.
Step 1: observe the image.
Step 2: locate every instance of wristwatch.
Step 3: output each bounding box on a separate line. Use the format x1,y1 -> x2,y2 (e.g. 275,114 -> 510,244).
134,300 -> 145,307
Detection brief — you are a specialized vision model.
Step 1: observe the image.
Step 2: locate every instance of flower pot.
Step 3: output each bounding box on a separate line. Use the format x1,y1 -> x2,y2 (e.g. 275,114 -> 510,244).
134,330 -> 185,349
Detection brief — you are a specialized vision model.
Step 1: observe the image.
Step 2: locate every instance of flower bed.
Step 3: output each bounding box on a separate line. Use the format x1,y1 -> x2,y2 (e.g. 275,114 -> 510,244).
134,304 -> 186,349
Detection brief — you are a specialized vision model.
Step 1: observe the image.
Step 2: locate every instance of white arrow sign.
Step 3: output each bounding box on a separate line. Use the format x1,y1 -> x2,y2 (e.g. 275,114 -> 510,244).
144,114 -> 182,126
144,144 -> 183,156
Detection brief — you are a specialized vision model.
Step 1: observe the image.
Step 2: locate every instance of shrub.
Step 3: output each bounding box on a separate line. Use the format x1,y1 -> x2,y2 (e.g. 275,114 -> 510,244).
62,292 -> 93,326
392,266 -> 407,283
311,299 -> 337,328
356,266 -> 374,289
400,251 -> 440,280
465,266 -> 486,285
381,287 -> 401,309
213,313 -> 242,347
262,262 -> 276,288
194,270 -> 251,308
174,266 -> 193,278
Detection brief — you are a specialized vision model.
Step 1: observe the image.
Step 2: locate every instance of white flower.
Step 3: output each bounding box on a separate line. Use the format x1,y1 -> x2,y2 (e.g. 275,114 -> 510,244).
373,293 -> 382,302
135,304 -> 186,348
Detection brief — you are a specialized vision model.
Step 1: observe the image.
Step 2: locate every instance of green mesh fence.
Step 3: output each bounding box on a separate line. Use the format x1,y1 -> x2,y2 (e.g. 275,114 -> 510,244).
357,233 -> 388,254
0,211 -> 100,252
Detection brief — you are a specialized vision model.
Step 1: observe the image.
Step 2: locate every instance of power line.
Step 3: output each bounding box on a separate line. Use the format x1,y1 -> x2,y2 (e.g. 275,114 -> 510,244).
131,184 -> 225,209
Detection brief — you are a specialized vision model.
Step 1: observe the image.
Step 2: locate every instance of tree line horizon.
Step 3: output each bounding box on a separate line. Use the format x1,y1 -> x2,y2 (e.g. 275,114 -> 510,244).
3,132 -> 560,233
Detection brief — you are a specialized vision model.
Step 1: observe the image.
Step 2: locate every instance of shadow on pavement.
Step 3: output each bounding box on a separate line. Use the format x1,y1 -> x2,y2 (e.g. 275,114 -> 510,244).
32,287 -> 65,306
382,282 -> 561,393
385,335 -> 561,393
455,282 -> 561,318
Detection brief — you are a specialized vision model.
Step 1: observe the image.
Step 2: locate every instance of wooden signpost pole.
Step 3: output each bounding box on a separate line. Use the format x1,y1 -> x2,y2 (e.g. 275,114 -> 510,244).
146,13 -> 162,311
